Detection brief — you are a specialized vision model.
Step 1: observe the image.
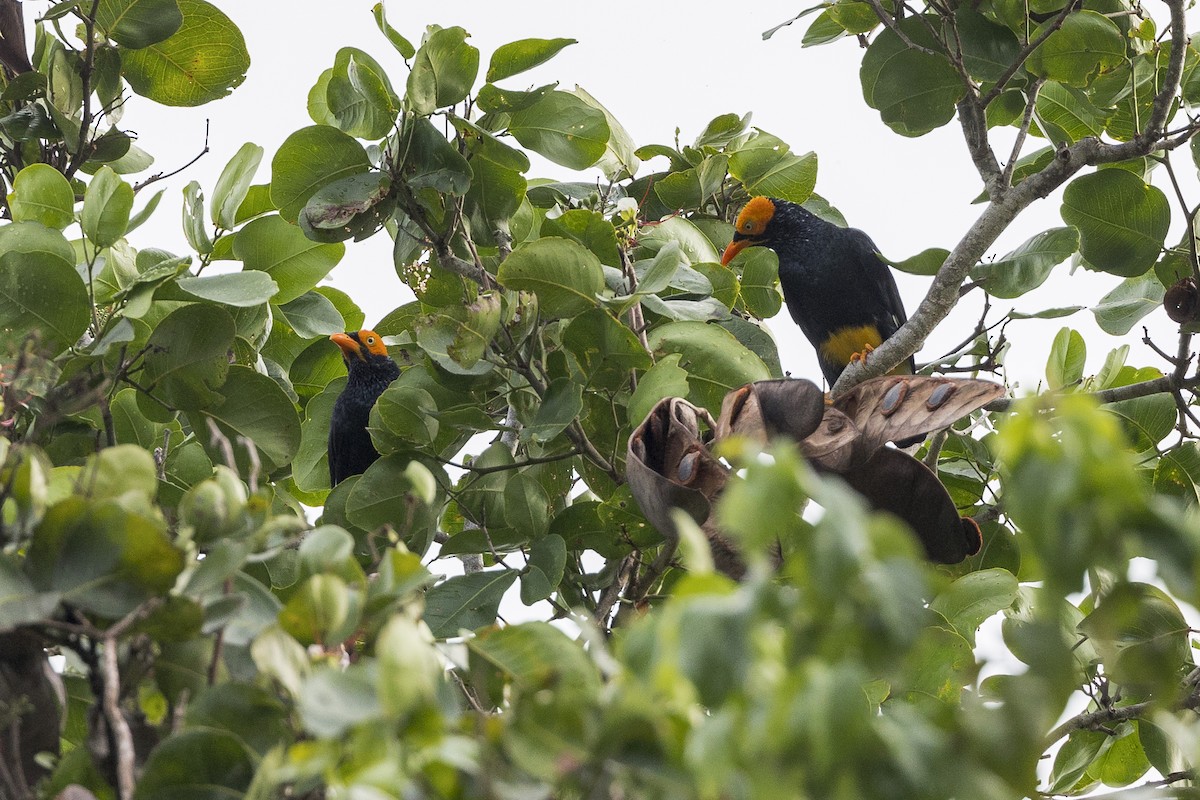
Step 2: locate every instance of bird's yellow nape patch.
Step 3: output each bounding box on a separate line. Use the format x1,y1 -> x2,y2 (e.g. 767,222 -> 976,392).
357,329 -> 389,358
734,196 -> 776,237
819,325 -> 886,368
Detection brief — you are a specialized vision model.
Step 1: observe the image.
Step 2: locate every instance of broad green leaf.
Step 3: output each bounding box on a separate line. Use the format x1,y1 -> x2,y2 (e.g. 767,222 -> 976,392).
1104,393 -> 1176,452
541,208 -> 619,266
497,237 -> 605,318
487,37 -> 576,82
211,142 -> 263,230
1049,730 -> 1107,792
406,25 -> 479,115
954,8 -> 1020,82
1045,327 -> 1086,390
519,534 -> 566,604
292,378 -> 341,494
279,573 -> 357,646
647,321 -> 771,415
181,180 -> 212,254
81,165 -> 134,248
269,125 -> 371,224
1154,442 -> 1200,505
234,214 -> 345,304
628,353 -> 690,426
190,365 -> 301,473
1092,723 -> 1151,787
27,497 -> 183,618
185,683 -> 289,759
476,81 -> 558,114
346,455 -> 444,553
77,444 -> 158,502
8,163 -> 75,229
413,292 -> 501,373
736,246 -> 782,318
299,171 -> 394,244
1061,170 -> 1169,277
369,384 -> 439,452
325,47 -> 398,140
502,472 -> 550,539
562,308 -> 651,390
134,729 -> 254,799
0,554 -> 60,628
469,622 -> 599,698
637,215 -> 722,265
404,117 -> 473,194
929,568 -> 1019,645
371,2 -> 415,58
970,227 -> 1078,298
860,17 -> 965,136
423,569 -> 518,638
507,90 -> 609,170
143,303 -> 235,410
571,85 -> 639,181
276,291 -> 345,339
376,615 -> 442,717
887,247 -> 949,276
803,10 -> 852,47
828,0 -> 879,33
1026,11 -> 1126,88
728,131 -> 817,203
0,244 -> 88,355
120,0 -> 249,107
1035,82 -> 1111,145
176,271 -> 278,307
523,377 -> 583,444
1078,582 -> 1191,699
96,0 -> 183,49
1092,273 -> 1165,335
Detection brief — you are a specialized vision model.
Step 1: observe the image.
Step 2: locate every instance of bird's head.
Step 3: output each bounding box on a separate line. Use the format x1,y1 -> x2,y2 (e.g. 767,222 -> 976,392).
331,329 -> 390,366
721,196 -> 777,266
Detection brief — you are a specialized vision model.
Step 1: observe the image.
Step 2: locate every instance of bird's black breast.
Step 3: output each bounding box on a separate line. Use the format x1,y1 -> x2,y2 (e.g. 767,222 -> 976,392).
328,357 -> 400,486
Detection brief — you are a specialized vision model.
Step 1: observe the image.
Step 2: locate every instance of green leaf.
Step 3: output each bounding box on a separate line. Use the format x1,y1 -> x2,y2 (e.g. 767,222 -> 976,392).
346,455 -> 444,552
233,214 -> 344,304
424,569 -> 518,638
143,303 -> 235,410
8,163 -> 75,229
1092,723 -> 1151,787
1154,442 -> 1200,506
647,321 -> 771,415
185,683 -> 289,759
211,142 -> 263,230
1045,326 -> 1086,390
81,166 -> 134,248
181,180 -> 212,254
404,117 -> 473,194
292,378 -> 341,494
0,241 -> 89,356
860,17 -> 965,136
487,37 -> 576,82
728,131 -> 817,203
970,227 -> 1078,298
497,237 -> 605,318
120,0 -> 249,107
562,308 -> 651,390
134,729 -> 254,800
77,444 -> 158,502
1049,730 -> 1107,792
885,247 -> 948,276
1026,11 -> 1126,88
369,384 -> 439,452
189,365 -> 301,473
28,497 -> 183,618
1091,273 -> 1165,335
628,353 -> 690,426
279,573 -> 356,646
570,86 -> 640,181
413,292 -> 501,373
1104,393 -> 1176,452
269,125 -> 371,224
523,377 -> 583,444
325,47 -> 399,140
929,568 -> 1019,646
1061,170 -> 1169,277
736,246 -> 782,318
507,90 -> 609,170
276,291 -> 345,339
469,622 -> 599,698
954,8 -> 1020,82
96,0 -> 183,49
519,534 -> 566,604
541,209 -> 619,266
299,171 -> 394,243
1035,82 -> 1111,145
371,3 -> 414,58
176,271 -> 278,307
1079,582 -> 1191,700
406,25 -> 479,115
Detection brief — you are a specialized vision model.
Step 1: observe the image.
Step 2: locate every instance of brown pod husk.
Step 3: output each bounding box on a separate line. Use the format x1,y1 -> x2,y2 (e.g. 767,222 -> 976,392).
1164,277 -> 1199,324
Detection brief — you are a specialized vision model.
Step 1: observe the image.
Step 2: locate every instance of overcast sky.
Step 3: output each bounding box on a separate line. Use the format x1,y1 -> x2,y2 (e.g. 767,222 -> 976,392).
121,1 -> 1200,391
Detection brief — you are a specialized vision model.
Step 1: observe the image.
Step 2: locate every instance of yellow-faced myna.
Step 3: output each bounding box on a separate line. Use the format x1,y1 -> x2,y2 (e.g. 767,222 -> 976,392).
722,196 -> 915,385
328,329 -> 399,486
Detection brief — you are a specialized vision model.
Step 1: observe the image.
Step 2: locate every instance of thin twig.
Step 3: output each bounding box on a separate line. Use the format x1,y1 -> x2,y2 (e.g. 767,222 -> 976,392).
131,121 -> 211,193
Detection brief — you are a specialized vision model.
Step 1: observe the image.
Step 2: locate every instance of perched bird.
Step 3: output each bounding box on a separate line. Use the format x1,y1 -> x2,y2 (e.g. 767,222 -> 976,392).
722,196 -> 916,386
328,329 -> 400,486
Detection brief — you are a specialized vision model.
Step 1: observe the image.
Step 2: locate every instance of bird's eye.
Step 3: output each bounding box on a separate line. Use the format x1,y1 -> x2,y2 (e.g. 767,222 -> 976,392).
742,222 -> 754,232
366,337 -> 376,345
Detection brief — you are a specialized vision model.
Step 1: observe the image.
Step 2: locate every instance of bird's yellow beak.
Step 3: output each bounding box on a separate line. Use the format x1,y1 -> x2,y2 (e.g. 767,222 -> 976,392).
330,332 -> 362,361
721,238 -> 752,266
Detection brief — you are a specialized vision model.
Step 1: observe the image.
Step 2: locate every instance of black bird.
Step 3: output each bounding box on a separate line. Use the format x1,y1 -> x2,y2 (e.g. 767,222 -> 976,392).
721,196 -> 915,386
328,328 -> 400,486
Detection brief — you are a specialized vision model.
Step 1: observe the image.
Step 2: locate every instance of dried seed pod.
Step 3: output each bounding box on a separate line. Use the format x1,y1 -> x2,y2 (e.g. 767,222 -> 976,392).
1164,277 -> 1199,324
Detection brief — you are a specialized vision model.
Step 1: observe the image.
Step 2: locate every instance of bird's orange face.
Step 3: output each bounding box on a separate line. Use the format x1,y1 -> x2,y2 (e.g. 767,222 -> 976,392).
721,197 -> 776,266
331,329 -> 388,362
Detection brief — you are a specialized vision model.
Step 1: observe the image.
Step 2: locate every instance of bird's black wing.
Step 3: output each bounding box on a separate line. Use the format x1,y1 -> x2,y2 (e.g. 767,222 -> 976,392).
328,415 -> 343,487
846,228 -> 914,370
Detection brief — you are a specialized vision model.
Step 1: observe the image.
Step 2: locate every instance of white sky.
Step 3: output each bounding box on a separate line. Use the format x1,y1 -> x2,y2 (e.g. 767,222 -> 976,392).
114,1 -> 1200,392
